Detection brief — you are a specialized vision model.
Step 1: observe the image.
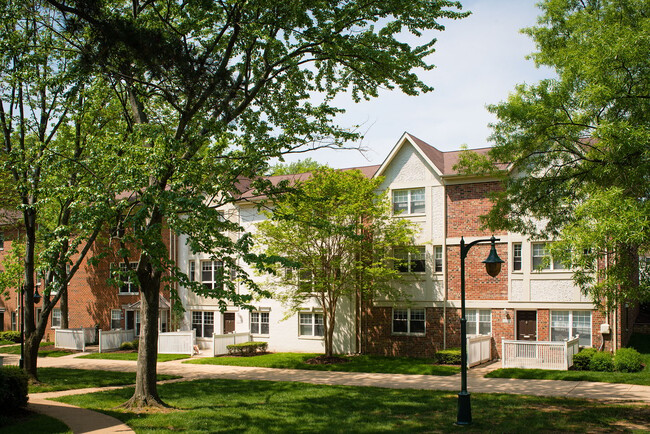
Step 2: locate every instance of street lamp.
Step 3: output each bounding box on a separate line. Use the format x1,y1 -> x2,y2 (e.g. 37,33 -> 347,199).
19,286 -> 41,369
457,235 -> 503,425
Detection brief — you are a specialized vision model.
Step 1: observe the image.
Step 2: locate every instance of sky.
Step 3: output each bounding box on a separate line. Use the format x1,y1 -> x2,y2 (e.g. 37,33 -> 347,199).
282,0 -> 555,170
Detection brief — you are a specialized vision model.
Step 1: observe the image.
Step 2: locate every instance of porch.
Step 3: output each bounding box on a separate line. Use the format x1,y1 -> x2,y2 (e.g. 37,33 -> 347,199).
501,337 -> 580,370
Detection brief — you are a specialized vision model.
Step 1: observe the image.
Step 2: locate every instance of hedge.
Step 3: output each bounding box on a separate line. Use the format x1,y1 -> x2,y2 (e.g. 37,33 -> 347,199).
0,366 -> 28,414
119,339 -> 139,351
0,331 -> 21,344
589,351 -> 614,372
613,348 -> 643,373
572,347 -> 597,371
435,348 -> 461,365
226,341 -> 268,356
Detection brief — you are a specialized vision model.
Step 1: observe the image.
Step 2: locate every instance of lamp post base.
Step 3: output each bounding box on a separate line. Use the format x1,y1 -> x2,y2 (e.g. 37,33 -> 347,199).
456,391 -> 472,425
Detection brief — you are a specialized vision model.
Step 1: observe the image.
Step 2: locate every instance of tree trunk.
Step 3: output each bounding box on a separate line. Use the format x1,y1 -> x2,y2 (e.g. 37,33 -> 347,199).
60,286 -> 69,329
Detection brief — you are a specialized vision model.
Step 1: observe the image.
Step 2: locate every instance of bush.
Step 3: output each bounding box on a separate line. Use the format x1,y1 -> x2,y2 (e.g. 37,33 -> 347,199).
573,347 -> 597,371
0,331 -> 21,344
435,348 -> 461,365
119,339 -> 139,351
226,341 -> 268,356
589,351 -> 614,372
614,347 -> 644,373
0,366 -> 28,414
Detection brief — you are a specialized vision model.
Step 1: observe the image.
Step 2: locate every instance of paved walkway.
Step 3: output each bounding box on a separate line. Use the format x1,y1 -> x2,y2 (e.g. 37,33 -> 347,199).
4,352 -> 650,433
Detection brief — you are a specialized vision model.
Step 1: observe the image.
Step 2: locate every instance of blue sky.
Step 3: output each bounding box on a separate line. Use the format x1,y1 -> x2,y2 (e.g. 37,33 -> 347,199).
283,0 -> 555,169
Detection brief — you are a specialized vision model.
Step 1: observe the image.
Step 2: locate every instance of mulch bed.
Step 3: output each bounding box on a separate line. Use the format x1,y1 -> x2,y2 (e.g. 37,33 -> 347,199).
304,355 -> 349,365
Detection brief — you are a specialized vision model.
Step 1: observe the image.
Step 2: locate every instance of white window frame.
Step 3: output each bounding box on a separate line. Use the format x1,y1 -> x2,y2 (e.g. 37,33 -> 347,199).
251,312 -> 270,335
188,261 -> 196,282
116,262 -> 139,294
11,311 -> 17,331
392,188 -> 425,215
392,307 -> 426,335
532,242 -> 568,271
191,311 -> 214,338
395,247 -> 426,273
433,246 -> 443,273
551,310 -> 592,347
51,308 -> 61,328
512,243 -> 522,272
466,309 -> 492,336
111,309 -> 122,329
201,260 -> 224,290
0,231 -> 4,250
299,312 -> 324,338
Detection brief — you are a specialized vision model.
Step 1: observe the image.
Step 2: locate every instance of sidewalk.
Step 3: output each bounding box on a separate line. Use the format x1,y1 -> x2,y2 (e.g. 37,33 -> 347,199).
4,352 -> 649,433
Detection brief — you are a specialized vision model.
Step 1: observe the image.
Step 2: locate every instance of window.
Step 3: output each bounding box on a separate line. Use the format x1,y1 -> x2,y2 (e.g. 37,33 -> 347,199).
392,188 -> 425,215
251,312 -> 270,335
467,309 -> 491,335
117,262 -> 139,293
192,311 -> 214,338
532,242 -> 567,271
395,247 -> 426,273
298,269 -> 313,292
11,311 -> 17,331
551,310 -> 591,347
111,310 -> 121,329
392,308 -> 426,334
202,261 -> 224,290
513,243 -> 522,271
0,232 -> 4,250
51,308 -> 61,328
299,312 -> 324,337
189,261 -> 196,282
434,246 -> 443,273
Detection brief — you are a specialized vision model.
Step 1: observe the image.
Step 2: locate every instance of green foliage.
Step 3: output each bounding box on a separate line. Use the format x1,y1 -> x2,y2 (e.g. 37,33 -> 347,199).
119,339 -> 139,351
226,341 -> 268,356
614,348 -> 644,373
572,347 -> 597,371
267,158 -> 327,176
589,351 -> 614,372
434,348 -> 461,365
0,331 -> 21,344
0,366 -> 28,414
455,0 -> 650,310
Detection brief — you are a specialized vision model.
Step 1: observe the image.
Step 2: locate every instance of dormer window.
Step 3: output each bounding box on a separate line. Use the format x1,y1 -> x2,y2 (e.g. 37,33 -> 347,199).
392,188 -> 425,215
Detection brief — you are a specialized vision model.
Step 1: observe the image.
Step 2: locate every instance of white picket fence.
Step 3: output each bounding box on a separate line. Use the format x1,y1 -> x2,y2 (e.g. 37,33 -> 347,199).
501,337 -> 580,370
467,335 -> 492,367
98,329 -> 135,353
213,332 -> 251,356
158,330 -> 196,355
55,327 -> 96,351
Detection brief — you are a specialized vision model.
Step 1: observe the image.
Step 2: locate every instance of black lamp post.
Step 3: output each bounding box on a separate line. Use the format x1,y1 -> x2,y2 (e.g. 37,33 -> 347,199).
19,285 -> 41,370
457,235 -> 504,425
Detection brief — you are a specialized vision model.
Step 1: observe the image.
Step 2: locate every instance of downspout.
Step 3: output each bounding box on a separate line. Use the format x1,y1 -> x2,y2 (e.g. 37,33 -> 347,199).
442,178 -> 448,350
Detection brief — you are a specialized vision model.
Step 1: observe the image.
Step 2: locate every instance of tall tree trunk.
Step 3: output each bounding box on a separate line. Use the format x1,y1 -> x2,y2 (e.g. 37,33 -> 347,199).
60,286 -> 69,329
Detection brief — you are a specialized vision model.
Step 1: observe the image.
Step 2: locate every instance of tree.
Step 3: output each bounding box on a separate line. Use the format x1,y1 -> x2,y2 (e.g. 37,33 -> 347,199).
267,158 -> 327,176
456,0 -> 650,312
47,0 -> 468,407
256,168 -> 417,357
0,1 -> 123,380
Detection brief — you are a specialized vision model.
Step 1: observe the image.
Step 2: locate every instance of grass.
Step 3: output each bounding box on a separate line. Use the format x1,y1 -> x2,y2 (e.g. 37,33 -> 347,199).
487,333 -> 650,386
184,352 -> 460,376
0,339 -> 15,346
77,352 -> 190,362
0,410 -> 70,433
0,342 -> 73,358
29,368 -> 181,393
55,378 -> 650,433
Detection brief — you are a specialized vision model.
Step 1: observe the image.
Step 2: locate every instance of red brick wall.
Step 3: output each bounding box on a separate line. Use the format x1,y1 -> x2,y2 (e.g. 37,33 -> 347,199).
446,182 -> 506,238
447,243 -> 508,301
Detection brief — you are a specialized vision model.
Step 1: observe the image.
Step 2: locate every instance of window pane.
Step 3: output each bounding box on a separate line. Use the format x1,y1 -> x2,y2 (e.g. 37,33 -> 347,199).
314,314 -> 324,336
410,189 -> 425,214
551,311 -> 570,341
411,247 -> 426,272
410,309 -> 425,334
52,309 -> 61,328
434,246 -> 443,272
553,257 -> 568,270
513,243 -> 522,271
572,311 -> 591,346
392,190 -> 409,213
192,311 -> 203,338
393,309 -> 408,333
532,243 -> 549,270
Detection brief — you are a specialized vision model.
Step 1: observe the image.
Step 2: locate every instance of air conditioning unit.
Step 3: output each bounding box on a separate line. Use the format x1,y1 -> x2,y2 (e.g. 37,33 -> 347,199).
600,323 -> 611,334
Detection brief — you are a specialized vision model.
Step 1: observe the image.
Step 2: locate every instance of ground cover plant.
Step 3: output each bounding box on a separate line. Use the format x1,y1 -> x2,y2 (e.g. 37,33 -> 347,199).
28,368 -> 181,393
77,353 -> 189,363
185,353 -> 460,376
0,342 -> 73,358
0,411 -> 70,434
487,334 -> 650,386
54,378 -> 650,433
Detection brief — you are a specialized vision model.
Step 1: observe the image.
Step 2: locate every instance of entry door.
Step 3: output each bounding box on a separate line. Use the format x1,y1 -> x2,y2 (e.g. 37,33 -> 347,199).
517,311 -> 537,341
223,312 -> 235,334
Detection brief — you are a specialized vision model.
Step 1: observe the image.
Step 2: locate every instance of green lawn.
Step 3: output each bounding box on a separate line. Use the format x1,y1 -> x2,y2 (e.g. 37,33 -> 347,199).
487,334 -> 650,386
185,353 -> 460,376
77,352 -> 190,362
29,368 -> 181,393
0,411 -> 70,434
0,342 -> 73,358
55,378 -> 650,433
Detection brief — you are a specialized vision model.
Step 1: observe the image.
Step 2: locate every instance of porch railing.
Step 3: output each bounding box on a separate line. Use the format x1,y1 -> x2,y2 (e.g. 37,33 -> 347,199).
213,332 -> 251,356
98,329 -> 135,353
158,330 -> 196,355
501,337 -> 580,370
55,327 -> 96,351
467,335 -> 492,367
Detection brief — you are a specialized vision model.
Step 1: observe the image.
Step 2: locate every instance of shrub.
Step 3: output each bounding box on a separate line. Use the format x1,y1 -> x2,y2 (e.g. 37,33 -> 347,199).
226,341 -> 268,356
614,347 -> 643,373
119,339 -> 139,351
0,331 -> 21,344
435,348 -> 461,365
0,366 -> 28,414
573,347 -> 597,371
589,351 -> 614,372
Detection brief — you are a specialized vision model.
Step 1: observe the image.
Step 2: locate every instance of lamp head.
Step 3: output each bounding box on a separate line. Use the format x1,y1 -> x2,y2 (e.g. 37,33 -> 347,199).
482,237 -> 504,277
33,288 -> 41,304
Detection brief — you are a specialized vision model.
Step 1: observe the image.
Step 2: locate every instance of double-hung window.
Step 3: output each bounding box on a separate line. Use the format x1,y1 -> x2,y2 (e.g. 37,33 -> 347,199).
192,311 -> 214,338
251,312 -> 270,335
0,232 -> 4,250
532,242 -> 568,271
188,261 -> 196,282
392,188 -> 425,215
392,308 -> 426,334
466,309 -> 491,335
51,308 -> 61,328
117,262 -> 139,294
512,243 -> 522,271
111,309 -> 122,329
551,310 -> 591,347
433,246 -> 443,273
299,312 -> 324,337
202,261 -> 224,290
395,247 -> 426,273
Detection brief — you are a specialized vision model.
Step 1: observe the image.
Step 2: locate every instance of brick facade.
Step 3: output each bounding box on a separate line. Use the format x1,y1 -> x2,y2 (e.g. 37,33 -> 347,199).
446,182 -> 506,238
